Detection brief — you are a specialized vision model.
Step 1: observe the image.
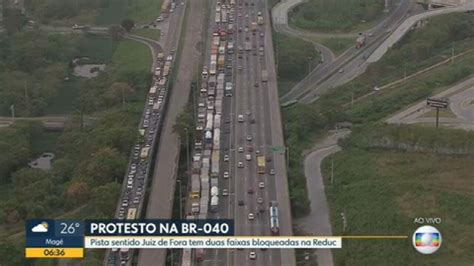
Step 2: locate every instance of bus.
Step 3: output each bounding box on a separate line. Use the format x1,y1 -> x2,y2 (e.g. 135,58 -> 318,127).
257,155 -> 265,174
269,201 -> 280,235
127,208 -> 137,220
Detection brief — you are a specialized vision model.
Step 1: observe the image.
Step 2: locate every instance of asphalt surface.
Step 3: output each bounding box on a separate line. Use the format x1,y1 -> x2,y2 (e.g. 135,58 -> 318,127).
277,0 -> 413,103
137,0 -> 206,265
197,0 -> 295,265
297,130 -> 350,266
386,76 -> 474,130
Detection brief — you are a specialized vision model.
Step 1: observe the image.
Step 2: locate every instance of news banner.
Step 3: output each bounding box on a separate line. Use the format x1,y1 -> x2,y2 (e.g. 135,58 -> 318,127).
25,219 -> 342,258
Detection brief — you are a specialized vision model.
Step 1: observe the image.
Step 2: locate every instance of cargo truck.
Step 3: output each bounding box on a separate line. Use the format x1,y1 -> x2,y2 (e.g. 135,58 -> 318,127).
355,35 -> 366,49
261,69 -> 268,82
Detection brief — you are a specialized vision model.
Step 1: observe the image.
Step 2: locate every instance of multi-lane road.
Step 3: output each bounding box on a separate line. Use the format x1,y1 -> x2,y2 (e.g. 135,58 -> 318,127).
278,0 -> 412,104
199,0 -> 295,265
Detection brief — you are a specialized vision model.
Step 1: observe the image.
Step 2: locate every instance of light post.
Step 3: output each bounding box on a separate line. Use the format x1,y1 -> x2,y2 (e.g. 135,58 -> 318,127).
177,179 -> 182,219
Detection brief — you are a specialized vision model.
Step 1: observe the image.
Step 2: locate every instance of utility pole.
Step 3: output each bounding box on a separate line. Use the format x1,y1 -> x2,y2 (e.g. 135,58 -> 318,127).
185,128 -> 190,172
177,179 -> 182,219
451,41 -> 454,63
330,155 -> 334,184
10,105 -> 15,118
351,84 -> 355,107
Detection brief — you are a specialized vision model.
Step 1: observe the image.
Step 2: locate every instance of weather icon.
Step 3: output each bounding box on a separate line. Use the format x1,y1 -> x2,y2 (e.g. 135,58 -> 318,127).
31,222 -> 49,233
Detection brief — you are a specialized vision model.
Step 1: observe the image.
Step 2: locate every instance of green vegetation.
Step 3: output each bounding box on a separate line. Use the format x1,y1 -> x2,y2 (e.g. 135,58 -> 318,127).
321,125 -> 474,265
283,104 -> 327,217
112,40 -> 153,73
96,0 -> 162,25
288,0 -> 384,32
273,32 -> 320,95
279,14 -> 474,220
0,32 -> 77,116
76,35 -> 119,63
0,25 -> 153,265
26,0 -> 161,26
132,28 -> 161,41
319,37 -> 354,56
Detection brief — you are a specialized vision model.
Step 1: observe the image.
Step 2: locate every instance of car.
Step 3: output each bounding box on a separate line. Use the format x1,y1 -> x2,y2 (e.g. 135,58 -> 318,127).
368,32 -> 374,37
121,200 -> 129,207
131,163 -> 137,170
250,117 -> 256,124
254,82 -> 259,87
238,13 -> 242,17
237,65 -> 243,71
238,200 -> 245,206
257,197 -> 263,204
246,154 -> 251,161
238,161 -> 244,168
238,114 -> 244,122
249,251 -> 257,260
133,196 -> 140,204
245,14 -> 249,18
238,146 -> 244,152
247,145 -> 253,152
260,32 -> 264,37
259,182 -> 265,189
245,110 -> 251,116
244,26 -> 249,32
256,149 -> 260,154
222,189 -> 229,196
266,156 -> 272,162
247,188 -> 254,194
225,117 -> 231,123
223,171 -> 230,179
248,213 -> 255,220
246,134 -> 252,141
224,155 -> 230,162
338,68 -> 344,73
270,169 -> 275,175
238,27 -> 243,32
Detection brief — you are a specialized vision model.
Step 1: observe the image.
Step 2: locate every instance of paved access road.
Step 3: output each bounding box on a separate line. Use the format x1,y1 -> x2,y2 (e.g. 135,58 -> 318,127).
386,76 -> 474,130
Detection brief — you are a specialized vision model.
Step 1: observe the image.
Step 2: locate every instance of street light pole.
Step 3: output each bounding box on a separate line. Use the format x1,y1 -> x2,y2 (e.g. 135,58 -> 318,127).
177,179 -> 182,219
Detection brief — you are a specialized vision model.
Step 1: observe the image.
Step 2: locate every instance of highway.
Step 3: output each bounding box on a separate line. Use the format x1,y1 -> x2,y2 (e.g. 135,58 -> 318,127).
278,0 -> 413,103
197,0 -> 295,265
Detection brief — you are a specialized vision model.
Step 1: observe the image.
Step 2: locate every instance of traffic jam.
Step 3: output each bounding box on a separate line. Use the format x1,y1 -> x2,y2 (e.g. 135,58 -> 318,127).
181,0 -> 279,264
107,51 -> 175,266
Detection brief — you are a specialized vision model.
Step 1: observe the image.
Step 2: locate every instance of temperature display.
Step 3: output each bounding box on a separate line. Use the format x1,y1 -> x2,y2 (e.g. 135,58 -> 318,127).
25,219 -> 84,258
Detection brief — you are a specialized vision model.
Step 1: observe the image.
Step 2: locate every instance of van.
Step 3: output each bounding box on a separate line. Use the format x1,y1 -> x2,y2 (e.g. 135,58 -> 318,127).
246,154 -> 251,161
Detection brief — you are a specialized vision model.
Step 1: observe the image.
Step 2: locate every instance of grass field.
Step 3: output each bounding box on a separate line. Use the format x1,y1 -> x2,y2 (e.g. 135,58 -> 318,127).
319,37 -> 354,56
273,32 -> 320,95
288,0 -> 385,32
321,142 -> 474,265
76,35 -> 119,63
112,40 -> 152,73
132,28 -> 161,41
96,0 -> 161,25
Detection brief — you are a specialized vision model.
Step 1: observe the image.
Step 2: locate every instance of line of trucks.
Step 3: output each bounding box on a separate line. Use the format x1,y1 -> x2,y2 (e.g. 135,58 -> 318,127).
182,1 -> 235,265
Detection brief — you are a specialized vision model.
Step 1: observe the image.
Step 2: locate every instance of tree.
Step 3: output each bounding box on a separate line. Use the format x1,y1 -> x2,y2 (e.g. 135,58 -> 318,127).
108,25 -> 125,41
78,147 -> 126,186
3,8 -> 25,35
103,82 -> 135,107
121,19 -> 135,32
90,182 -> 121,218
173,103 -> 195,142
66,181 -> 90,205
